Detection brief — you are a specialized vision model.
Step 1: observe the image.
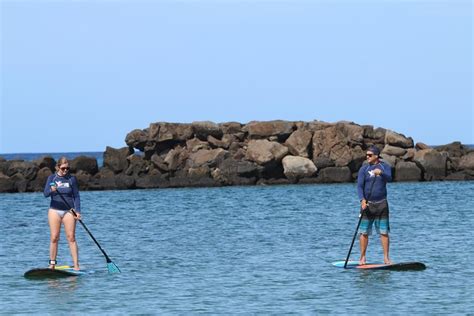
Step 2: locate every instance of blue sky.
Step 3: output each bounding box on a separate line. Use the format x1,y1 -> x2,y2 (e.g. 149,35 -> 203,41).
1,0 -> 472,153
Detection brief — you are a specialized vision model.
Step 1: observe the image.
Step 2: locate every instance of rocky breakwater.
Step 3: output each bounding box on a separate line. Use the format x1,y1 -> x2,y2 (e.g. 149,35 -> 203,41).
1,120 -> 473,193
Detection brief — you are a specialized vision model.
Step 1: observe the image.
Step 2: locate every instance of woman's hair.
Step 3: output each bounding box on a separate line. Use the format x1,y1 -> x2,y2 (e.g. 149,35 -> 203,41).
55,157 -> 69,171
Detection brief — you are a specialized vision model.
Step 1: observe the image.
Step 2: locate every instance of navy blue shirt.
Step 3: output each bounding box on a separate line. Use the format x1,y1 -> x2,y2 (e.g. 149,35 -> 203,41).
44,173 -> 81,212
357,161 -> 392,202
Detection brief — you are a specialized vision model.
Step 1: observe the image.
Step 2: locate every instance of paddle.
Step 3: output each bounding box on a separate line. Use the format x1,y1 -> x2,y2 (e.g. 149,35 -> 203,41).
52,184 -> 121,273
343,175 -> 377,268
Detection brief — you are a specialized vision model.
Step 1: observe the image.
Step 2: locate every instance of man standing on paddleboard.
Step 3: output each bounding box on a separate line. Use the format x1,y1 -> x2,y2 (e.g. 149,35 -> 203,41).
44,157 -> 82,270
357,145 -> 392,265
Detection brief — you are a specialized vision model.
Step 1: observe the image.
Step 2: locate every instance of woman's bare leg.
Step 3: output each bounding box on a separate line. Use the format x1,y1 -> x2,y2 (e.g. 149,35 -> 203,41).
63,212 -> 80,270
48,209 -> 62,269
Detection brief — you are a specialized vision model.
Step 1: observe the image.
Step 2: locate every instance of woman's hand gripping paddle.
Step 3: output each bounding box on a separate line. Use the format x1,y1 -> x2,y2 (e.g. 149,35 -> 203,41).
51,183 -> 121,273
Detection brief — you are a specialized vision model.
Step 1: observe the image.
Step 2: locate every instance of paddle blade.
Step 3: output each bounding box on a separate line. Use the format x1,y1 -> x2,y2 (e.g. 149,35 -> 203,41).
107,262 -> 121,273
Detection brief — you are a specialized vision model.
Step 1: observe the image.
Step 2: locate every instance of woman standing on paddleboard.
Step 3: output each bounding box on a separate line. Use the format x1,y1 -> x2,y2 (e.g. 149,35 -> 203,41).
44,157 -> 82,270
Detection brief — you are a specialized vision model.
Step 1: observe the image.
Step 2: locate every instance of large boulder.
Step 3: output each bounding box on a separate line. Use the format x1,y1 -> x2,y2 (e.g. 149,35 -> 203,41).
103,146 -> 133,174
5,160 -> 38,180
341,123 -> 364,146
150,153 -> 169,172
189,148 -> 228,168
458,152 -> 474,170
414,149 -> 447,180
312,125 -> 351,167
394,161 -> 422,182
218,158 -> 261,178
246,140 -> 288,165
282,156 -> 317,180
219,122 -> 242,135
35,156 -> 56,172
245,120 -> 294,140
382,145 -> 407,157
385,130 -> 414,148
186,138 -> 210,152
192,121 -> 223,140
70,156 -> 99,175
125,154 -> 150,176
125,129 -> 148,151
285,130 -> 313,158
149,122 -> 194,143
164,146 -> 189,171
28,167 -> 53,192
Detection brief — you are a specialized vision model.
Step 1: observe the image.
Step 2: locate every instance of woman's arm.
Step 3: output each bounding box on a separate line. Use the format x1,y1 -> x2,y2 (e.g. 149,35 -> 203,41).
44,175 -> 54,197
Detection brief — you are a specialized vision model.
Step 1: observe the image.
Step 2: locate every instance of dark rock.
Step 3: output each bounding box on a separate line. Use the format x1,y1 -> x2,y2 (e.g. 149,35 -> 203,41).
136,172 -> 170,189
125,129 -> 148,151
35,156 -> 56,172
151,122 -> 194,143
385,130 -> 414,148
414,149 -> 447,180
27,167 -> 53,192
114,174 -> 135,189
458,152 -> 474,170
317,167 -> 352,183
219,122 -> 242,135
218,158 -> 261,178
394,161 -> 422,182
164,146 -> 189,171
435,142 -> 470,158
445,170 -> 474,181
150,154 -> 169,172
189,148 -> 228,168
186,138 -> 210,152
285,130 -> 312,158
245,120 -> 294,140
89,168 -> 117,190
74,170 -> 91,190
313,156 -> 335,169
11,173 -> 28,192
125,155 -> 150,176
5,160 -> 38,180
0,173 -> 15,192
382,145 -> 407,157
246,140 -> 288,165
192,121 -> 223,140
312,125 -> 351,167
103,146 -> 133,174
70,156 -> 99,175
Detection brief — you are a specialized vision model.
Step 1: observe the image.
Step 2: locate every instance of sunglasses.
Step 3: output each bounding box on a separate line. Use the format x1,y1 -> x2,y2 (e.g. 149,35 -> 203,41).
60,167 -> 70,171
366,154 -> 374,157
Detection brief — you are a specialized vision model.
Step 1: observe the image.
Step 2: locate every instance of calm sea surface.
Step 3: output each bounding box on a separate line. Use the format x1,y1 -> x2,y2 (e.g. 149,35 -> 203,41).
1,181 -> 473,314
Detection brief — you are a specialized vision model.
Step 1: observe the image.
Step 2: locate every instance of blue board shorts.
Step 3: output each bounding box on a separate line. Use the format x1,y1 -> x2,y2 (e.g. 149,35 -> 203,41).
359,199 -> 390,236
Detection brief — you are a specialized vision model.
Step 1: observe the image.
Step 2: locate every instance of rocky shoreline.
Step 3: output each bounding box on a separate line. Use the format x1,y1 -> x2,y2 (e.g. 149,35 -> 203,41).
1,120 -> 473,193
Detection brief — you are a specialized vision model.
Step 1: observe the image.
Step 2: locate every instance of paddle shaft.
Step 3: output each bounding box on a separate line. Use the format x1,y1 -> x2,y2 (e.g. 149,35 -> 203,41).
53,188 -> 113,263
343,175 -> 377,268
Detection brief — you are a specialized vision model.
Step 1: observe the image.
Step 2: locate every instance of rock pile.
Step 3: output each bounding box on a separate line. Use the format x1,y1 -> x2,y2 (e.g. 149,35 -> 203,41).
1,120 -> 473,192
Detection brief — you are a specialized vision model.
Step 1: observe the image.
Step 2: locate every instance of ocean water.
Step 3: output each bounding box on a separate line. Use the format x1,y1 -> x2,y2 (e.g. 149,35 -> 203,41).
1,181 -> 473,314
